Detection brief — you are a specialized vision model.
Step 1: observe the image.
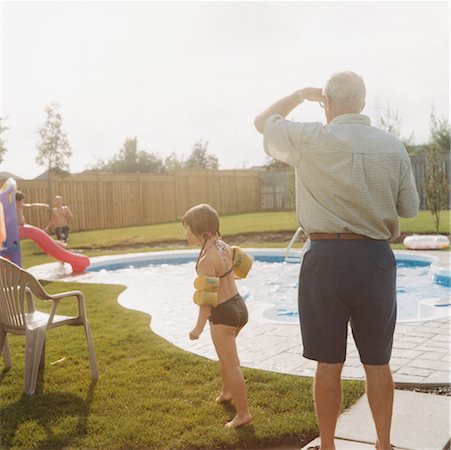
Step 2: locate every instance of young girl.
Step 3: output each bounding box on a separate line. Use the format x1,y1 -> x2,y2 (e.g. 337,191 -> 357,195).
183,203 -> 253,428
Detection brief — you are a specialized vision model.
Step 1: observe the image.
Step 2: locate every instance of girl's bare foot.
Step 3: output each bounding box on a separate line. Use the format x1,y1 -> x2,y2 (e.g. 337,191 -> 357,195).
225,413 -> 253,428
215,392 -> 232,403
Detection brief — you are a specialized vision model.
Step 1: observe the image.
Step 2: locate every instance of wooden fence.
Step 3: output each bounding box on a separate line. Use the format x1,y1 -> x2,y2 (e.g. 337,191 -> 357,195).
6,154 -> 448,232
10,170 -> 262,232
260,155 -> 450,212
410,154 -> 450,209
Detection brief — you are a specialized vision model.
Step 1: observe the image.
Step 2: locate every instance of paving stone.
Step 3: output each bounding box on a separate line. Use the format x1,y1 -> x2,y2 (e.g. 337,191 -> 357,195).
416,351 -> 447,361
397,336 -> 430,345
391,348 -> 424,359
297,359 -> 318,370
416,341 -> 450,351
393,340 -> 420,349
408,358 -> 450,371
423,370 -> 451,384
389,357 -> 415,367
344,357 -> 362,367
262,354 -> 305,372
432,334 -> 451,342
397,366 -> 433,377
335,390 -> 451,450
300,437 -> 379,449
266,325 -> 301,338
342,366 -> 365,379
285,346 -> 304,354
292,367 -> 316,377
406,331 -> 436,339
393,373 -> 426,384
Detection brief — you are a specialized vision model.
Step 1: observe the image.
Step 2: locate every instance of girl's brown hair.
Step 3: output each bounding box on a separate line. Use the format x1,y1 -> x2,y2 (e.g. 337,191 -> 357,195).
182,203 -> 220,271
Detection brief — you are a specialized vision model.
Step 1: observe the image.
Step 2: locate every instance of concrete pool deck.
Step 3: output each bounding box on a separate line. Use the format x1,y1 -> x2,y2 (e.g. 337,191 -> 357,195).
30,249 -> 450,386
149,249 -> 450,386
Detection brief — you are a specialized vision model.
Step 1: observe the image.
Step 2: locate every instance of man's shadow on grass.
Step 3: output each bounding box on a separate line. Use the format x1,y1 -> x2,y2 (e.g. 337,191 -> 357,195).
0,373 -> 97,450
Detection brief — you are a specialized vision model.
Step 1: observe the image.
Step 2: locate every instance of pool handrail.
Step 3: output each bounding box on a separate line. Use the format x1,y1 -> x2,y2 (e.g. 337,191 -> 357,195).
285,226 -> 305,262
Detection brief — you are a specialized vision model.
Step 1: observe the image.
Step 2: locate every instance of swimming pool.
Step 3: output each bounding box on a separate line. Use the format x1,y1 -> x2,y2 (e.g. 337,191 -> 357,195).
31,249 -> 451,324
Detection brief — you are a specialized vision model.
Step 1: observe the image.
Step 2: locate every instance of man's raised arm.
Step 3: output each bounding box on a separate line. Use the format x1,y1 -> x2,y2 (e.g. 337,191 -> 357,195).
253,87 -> 323,134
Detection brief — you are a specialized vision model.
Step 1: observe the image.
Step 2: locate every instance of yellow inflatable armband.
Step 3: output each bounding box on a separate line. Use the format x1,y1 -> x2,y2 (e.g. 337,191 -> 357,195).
193,274 -> 220,307
193,290 -> 219,307
194,274 -> 220,291
231,246 -> 253,279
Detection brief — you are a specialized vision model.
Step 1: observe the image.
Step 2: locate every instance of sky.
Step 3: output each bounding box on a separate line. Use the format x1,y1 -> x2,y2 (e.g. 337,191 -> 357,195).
1,0 -> 449,179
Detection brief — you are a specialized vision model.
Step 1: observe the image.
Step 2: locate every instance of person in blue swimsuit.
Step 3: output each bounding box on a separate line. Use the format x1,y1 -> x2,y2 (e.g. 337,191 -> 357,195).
183,203 -> 253,429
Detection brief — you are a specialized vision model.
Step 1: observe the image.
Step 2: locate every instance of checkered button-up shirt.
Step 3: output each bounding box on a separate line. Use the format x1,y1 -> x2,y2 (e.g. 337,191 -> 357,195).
263,113 -> 419,240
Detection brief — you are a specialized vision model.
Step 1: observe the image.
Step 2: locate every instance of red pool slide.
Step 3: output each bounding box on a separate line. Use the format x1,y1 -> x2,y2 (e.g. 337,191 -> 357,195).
19,225 -> 90,272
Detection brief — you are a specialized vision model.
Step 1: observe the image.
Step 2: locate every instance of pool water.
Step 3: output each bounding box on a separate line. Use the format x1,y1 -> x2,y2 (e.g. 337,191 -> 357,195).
75,254 -> 450,323
247,260 -> 450,323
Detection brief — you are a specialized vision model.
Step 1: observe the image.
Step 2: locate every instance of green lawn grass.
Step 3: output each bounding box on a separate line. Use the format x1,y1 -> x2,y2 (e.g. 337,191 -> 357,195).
0,278 -> 363,449
30,210 -> 451,252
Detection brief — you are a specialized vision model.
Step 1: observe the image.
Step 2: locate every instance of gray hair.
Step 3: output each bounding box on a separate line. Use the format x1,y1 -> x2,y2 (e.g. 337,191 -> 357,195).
324,71 -> 366,111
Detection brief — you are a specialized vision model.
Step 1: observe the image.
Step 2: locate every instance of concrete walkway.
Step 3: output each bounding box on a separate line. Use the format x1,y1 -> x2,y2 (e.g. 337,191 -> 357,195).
300,389 -> 450,450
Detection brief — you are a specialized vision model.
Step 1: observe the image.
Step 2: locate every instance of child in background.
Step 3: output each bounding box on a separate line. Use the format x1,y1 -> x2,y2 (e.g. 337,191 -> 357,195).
45,195 -> 73,244
183,203 -> 253,428
15,191 -> 50,226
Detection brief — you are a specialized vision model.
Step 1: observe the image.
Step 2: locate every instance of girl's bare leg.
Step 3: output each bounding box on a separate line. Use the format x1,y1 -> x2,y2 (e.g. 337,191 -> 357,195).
215,326 -> 244,403
210,324 -> 252,428
216,362 -> 232,403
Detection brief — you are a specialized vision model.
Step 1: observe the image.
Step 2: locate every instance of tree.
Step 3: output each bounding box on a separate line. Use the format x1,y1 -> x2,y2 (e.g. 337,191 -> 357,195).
184,139 -> 219,170
164,152 -> 185,172
378,103 -> 414,145
36,103 -> 72,205
264,158 -> 289,170
0,117 -> 8,163
428,107 -> 450,155
99,137 -> 166,173
424,109 -> 450,233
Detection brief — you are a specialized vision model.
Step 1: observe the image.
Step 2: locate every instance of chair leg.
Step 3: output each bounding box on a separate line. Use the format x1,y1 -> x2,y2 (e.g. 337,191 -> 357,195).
84,320 -> 99,379
25,328 -> 46,395
0,331 -> 12,369
40,339 -> 46,368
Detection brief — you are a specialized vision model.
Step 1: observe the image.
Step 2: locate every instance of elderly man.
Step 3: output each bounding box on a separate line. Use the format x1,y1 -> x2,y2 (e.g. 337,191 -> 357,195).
254,71 -> 419,450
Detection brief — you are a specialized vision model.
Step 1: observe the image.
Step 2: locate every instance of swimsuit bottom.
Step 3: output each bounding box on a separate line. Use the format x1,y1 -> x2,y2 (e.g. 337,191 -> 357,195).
55,226 -> 69,242
209,293 -> 248,328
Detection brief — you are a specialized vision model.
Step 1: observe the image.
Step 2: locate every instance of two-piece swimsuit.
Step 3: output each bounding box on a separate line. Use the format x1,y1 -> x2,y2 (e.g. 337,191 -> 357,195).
207,240 -> 248,328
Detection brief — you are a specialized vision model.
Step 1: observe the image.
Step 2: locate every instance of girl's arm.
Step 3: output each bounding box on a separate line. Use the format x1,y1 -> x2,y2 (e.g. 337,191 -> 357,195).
24,202 -> 50,209
189,253 -> 216,340
44,210 -> 56,232
189,305 -> 211,340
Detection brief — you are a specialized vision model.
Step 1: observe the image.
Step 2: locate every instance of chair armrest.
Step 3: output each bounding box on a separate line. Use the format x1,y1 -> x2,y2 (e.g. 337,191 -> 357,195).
46,290 -> 87,326
25,288 -> 36,313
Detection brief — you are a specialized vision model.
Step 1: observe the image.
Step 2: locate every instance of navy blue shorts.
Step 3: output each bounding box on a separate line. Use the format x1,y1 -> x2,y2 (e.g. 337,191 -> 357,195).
299,239 -> 396,365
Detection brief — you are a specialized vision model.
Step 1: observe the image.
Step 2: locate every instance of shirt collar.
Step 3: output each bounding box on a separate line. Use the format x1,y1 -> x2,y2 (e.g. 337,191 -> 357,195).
330,114 -> 371,126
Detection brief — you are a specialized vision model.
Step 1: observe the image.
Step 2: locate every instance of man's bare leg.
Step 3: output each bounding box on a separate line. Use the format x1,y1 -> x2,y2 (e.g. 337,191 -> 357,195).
314,362 -> 344,450
364,364 -> 394,450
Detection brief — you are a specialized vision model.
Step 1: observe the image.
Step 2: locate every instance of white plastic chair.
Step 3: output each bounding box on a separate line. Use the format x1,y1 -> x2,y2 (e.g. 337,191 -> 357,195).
0,257 -> 98,395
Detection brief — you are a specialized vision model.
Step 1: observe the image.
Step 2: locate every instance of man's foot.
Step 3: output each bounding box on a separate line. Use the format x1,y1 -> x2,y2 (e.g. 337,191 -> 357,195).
215,392 -> 232,403
225,413 -> 253,428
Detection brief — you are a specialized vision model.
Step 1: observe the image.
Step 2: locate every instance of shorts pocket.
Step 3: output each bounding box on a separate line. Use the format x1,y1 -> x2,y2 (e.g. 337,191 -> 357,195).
373,252 -> 396,271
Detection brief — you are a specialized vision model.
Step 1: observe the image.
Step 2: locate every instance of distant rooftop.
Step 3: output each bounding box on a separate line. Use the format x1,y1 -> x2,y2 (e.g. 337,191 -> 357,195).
0,171 -> 23,180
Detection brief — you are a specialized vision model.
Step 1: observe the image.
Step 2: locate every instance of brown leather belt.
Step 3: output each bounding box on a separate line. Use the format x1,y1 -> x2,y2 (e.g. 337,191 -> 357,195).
309,233 -> 371,240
